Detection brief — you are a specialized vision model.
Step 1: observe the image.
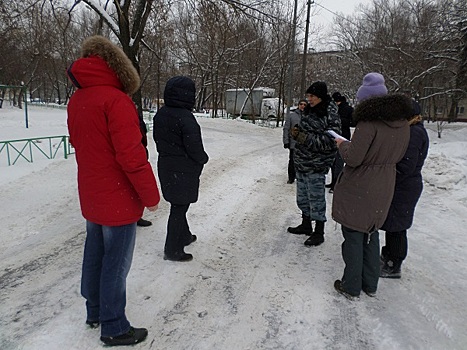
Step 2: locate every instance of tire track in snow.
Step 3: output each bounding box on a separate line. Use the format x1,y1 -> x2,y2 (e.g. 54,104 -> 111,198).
0,230 -> 84,349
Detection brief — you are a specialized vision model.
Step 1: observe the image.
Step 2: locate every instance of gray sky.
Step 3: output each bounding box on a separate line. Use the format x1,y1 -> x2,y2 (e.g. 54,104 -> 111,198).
309,0 -> 372,29
300,0 -> 373,49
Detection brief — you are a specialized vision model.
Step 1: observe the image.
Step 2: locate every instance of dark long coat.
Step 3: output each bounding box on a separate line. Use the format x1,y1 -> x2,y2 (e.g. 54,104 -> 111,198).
153,76 -> 209,205
338,101 -> 354,140
332,94 -> 413,233
381,121 -> 429,231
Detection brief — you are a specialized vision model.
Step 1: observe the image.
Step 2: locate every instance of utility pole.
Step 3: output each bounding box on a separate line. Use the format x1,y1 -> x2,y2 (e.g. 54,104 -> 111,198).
300,0 -> 313,93
286,0 -> 299,117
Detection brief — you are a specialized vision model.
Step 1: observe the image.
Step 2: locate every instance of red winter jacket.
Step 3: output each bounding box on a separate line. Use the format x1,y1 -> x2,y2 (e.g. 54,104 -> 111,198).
67,54 -> 160,226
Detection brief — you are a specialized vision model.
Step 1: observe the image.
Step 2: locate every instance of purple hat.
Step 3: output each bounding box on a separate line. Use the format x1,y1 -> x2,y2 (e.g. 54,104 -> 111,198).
356,73 -> 388,102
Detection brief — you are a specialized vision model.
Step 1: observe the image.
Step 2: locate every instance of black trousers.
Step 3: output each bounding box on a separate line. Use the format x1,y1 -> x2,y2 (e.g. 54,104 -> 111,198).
288,149 -> 296,182
165,203 -> 191,255
330,152 -> 344,186
341,226 -> 380,295
382,230 -> 408,261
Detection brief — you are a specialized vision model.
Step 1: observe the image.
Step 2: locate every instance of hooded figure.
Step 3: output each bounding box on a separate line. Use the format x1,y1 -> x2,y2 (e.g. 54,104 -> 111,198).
67,35 -> 160,346
331,73 -> 412,299
380,100 -> 429,278
153,76 -> 209,262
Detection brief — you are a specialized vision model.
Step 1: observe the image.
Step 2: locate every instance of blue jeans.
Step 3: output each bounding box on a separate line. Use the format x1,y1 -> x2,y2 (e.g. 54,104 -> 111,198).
81,221 -> 136,337
295,171 -> 326,221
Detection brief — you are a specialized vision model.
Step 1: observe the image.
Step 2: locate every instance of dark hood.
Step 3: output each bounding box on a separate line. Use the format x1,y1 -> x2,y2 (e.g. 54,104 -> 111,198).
164,76 -> 196,110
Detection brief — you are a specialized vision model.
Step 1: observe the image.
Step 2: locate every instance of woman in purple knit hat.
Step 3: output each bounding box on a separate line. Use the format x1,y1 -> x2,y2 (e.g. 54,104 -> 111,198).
331,72 -> 412,299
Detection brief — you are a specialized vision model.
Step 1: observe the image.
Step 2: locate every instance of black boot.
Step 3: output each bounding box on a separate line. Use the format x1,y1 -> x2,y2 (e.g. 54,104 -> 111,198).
380,258 -> 402,278
287,216 -> 312,235
304,221 -> 325,246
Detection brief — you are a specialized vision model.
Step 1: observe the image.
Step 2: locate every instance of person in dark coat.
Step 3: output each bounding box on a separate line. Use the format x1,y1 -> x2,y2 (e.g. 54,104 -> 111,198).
283,99 -> 307,183
380,100 -> 429,278
332,73 -> 412,299
137,116 -> 155,227
153,76 -> 209,262
327,92 -> 354,192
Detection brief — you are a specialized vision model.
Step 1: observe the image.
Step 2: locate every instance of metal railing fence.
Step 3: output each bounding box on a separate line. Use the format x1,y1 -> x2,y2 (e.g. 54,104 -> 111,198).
0,135 -> 74,166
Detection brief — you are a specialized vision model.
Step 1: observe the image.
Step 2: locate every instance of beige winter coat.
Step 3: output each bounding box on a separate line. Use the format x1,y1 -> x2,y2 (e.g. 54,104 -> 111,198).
332,94 -> 412,233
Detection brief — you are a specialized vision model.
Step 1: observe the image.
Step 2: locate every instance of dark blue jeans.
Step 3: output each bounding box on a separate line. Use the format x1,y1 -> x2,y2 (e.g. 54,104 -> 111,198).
81,221 -> 136,337
340,225 -> 380,296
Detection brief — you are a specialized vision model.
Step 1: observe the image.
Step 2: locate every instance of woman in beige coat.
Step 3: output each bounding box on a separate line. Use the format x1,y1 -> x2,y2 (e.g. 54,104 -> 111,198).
331,73 -> 412,299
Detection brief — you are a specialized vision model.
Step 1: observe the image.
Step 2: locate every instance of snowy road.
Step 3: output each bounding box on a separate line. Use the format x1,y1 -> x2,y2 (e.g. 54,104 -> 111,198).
1,115 -> 466,349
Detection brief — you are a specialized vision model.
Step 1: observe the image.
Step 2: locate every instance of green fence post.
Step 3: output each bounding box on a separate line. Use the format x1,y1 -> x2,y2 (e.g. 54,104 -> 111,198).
64,136 -> 68,159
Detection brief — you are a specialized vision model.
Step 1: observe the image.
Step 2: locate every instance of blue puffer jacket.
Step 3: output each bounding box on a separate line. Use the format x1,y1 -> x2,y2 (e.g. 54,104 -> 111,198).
381,120 -> 429,231
153,76 -> 209,204
293,97 -> 341,173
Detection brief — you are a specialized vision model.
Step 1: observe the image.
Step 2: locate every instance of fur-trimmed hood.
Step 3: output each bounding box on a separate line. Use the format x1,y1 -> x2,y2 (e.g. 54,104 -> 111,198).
353,94 -> 413,124
67,35 -> 140,95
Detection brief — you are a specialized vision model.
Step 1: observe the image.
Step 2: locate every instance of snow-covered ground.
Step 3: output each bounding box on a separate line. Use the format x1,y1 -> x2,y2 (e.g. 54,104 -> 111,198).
1,106 -> 466,350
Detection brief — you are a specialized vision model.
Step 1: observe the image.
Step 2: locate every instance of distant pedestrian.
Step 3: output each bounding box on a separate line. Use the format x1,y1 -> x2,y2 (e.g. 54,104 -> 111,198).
283,99 -> 307,184
380,100 -> 429,278
332,72 -> 412,299
287,81 -> 341,247
153,76 -> 209,262
67,35 -> 160,346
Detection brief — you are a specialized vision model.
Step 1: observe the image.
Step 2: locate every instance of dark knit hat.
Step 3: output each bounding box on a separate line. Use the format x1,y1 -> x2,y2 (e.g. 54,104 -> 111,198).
356,72 -> 388,102
306,81 -> 328,100
412,100 -> 421,116
332,91 -> 345,102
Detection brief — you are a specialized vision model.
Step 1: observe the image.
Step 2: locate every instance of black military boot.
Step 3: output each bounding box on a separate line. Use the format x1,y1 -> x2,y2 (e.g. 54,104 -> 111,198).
304,220 -> 325,246
287,216 -> 312,235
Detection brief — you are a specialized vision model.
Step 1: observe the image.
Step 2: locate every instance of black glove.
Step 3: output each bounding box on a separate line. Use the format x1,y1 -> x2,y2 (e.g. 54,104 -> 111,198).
284,143 -> 289,149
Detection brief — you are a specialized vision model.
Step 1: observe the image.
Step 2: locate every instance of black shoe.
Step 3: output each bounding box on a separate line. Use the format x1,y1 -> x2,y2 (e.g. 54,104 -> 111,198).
304,234 -> 324,246
334,280 -> 359,300
137,218 -> 152,227
380,259 -> 402,279
86,320 -> 99,329
287,179 -> 294,184
362,288 -> 377,297
100,327 -> 148,346
185,235 -> 197,246
164,252 -> 193,262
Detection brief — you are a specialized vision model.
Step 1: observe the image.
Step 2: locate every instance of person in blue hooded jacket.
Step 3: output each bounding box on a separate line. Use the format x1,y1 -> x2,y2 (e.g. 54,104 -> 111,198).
380,100 -> 429,278
153,76 -> 209,262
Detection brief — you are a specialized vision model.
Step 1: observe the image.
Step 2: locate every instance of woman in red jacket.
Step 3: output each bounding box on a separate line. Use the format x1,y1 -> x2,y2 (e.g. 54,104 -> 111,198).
67,35 -> 160,346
